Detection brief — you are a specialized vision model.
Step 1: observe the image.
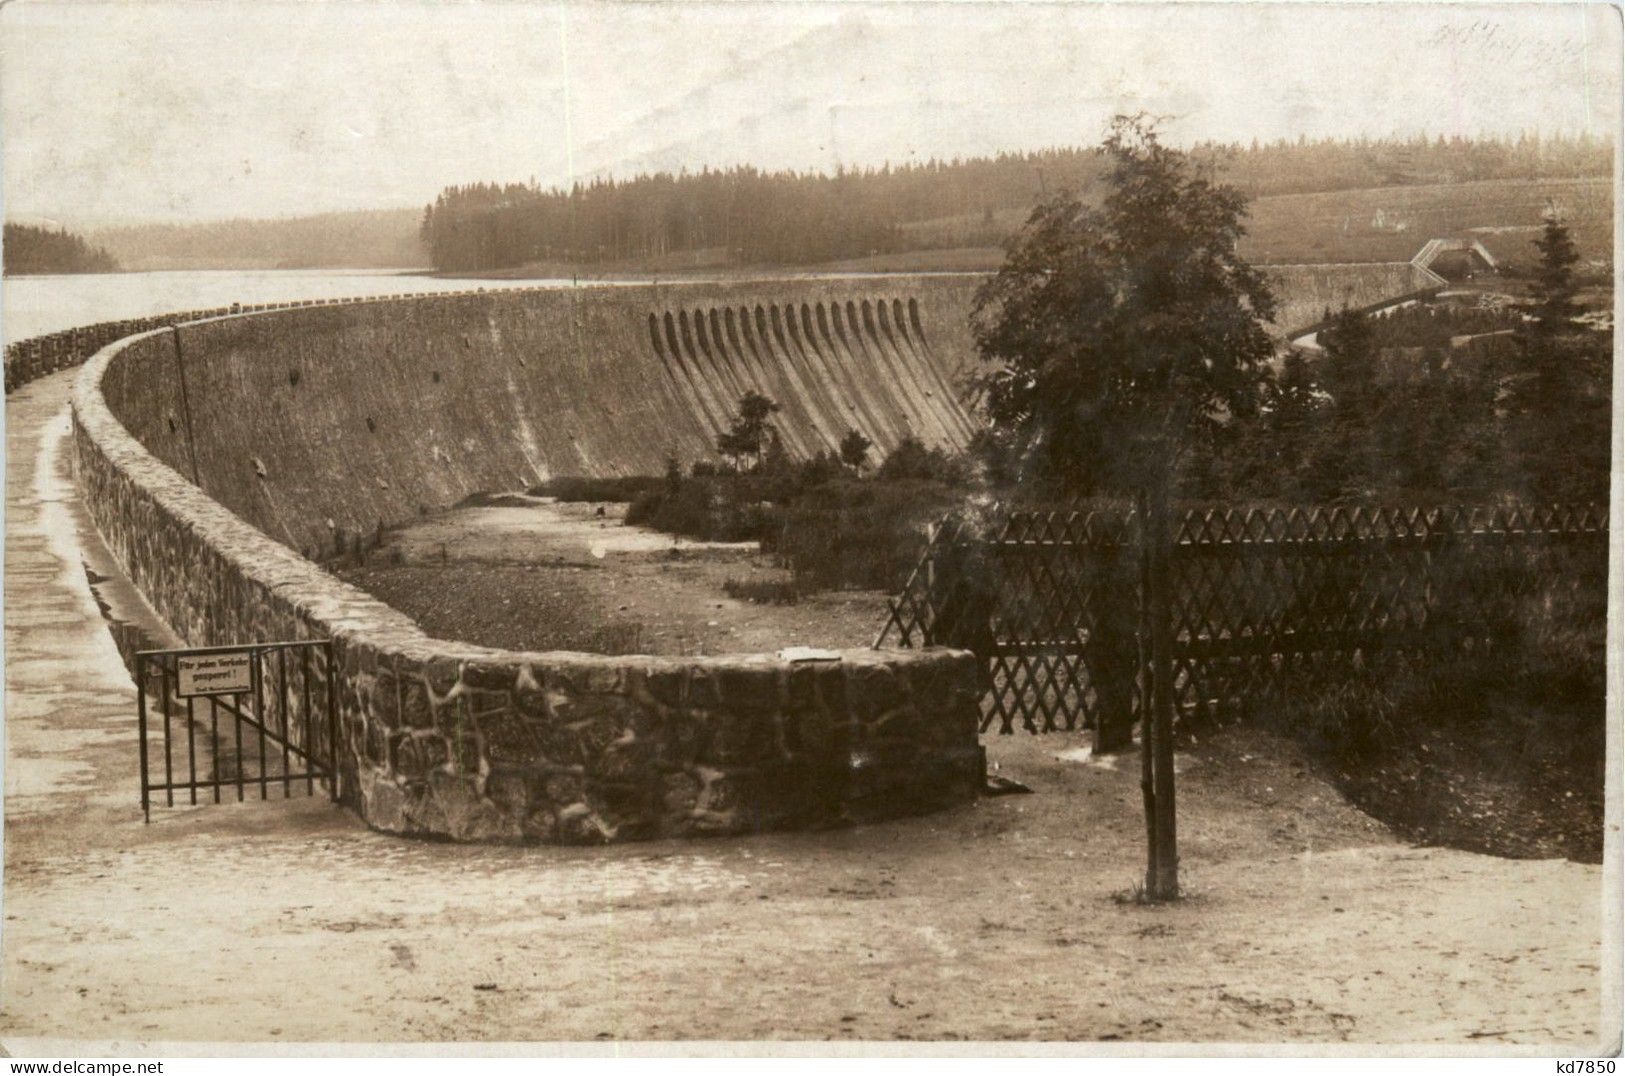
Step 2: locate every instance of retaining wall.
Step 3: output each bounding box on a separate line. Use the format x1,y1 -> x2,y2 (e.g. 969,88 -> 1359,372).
68,291 -> 986,844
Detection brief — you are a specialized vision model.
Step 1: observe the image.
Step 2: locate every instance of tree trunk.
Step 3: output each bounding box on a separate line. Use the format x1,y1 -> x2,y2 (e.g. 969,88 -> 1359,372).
1144,479 -> 1179,901
1138,491 -> 1158,889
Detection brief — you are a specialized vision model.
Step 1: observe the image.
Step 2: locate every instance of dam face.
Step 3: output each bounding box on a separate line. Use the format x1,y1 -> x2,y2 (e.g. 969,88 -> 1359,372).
102,279 -> 982,555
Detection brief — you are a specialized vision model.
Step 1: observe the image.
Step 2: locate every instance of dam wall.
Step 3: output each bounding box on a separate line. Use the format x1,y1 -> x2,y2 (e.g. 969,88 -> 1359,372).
7,256 -> 1442,402
1264,262 -> 1446,338
99,278 -> 983,555
23,262 -> 1443,571
71,322 -> 985,843
3,294 -> 444,393
74,265 -> 1426,560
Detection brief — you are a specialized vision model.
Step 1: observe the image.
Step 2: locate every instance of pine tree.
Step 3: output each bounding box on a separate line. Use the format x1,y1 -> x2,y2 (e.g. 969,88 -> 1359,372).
1503,212 -> 1609,501
1530,207 -> 1582,336
838,429 -> 873,471
716,392 -> 780,472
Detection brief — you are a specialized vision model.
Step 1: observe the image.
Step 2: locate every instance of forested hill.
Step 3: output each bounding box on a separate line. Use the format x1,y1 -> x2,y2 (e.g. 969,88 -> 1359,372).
27,133 -> 1611,275
420,132 -> 1613,273
3,222 -> 119,275
90,208 -> 425,272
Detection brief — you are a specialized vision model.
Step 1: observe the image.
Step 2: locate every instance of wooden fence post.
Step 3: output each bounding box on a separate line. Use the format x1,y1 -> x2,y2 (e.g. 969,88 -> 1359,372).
924,522 -> 937,598
1093,535 -> 1138,753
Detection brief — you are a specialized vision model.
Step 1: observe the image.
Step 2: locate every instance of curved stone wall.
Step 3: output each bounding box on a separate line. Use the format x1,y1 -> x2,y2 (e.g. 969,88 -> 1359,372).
26,259 -> 1444,589
70,297 -> 985,843
6,259 -> 1439,400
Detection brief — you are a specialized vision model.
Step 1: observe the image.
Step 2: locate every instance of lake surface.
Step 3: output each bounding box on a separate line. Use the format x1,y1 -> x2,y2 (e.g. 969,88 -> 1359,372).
1,266 -> 972,344
1,268 -> 575,344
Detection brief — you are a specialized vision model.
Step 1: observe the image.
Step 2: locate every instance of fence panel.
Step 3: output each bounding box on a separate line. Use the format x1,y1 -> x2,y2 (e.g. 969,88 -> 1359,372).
877,502 -> 1608,737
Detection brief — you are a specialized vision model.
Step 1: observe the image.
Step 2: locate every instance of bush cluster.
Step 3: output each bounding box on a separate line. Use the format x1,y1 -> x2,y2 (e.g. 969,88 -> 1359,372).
625,438 -> 970,593
528,475 -> 667,502
1253,543 -> 1606,774
1363,300 -> 1525,350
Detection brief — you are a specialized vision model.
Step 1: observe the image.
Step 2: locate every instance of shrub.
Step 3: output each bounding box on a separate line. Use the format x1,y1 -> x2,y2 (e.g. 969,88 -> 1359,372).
592,441 -> 986,594
839,428 -> 874,470
761,477 -> 961,592
1256,671 -> 1399,766
759,438 -> 794,477
796,450 -> 843,486
625,477 -> 781,542
1252,541 -> 1605,771
621,467 -> 962,594
878,436 -> 967,483
528,475 -> 666,502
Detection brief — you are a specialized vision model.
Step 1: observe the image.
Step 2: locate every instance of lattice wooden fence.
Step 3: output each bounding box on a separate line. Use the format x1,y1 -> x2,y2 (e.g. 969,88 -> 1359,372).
876,502 -> 1608,738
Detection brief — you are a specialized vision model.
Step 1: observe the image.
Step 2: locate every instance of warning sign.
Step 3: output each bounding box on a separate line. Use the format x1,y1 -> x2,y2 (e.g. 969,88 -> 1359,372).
176,651 -> 253,697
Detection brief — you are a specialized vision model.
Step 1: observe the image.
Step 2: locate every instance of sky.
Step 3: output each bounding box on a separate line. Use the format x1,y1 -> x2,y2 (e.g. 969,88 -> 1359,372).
0,0 -> 1618,227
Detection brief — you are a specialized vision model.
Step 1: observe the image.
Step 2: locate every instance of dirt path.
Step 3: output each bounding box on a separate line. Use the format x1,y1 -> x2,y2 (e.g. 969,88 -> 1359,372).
2,370 -> 1615,1051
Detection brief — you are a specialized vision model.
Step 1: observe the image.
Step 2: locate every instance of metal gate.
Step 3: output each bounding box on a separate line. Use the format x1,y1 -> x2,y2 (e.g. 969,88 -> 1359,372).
134,640 -> 339,818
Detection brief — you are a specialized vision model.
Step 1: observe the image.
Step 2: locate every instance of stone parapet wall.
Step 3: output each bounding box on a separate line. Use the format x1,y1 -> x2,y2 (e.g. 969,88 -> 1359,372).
4,292 -> 456,393
71,322 -> 985,843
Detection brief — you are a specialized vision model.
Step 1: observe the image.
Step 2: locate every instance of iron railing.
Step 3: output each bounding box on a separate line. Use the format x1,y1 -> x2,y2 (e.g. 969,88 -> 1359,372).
134,640 -> 339,818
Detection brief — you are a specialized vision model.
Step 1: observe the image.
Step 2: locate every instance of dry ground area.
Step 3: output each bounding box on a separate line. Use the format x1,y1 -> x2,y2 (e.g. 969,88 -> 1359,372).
336,497 -> 886,657
3,370 -> 1616,1051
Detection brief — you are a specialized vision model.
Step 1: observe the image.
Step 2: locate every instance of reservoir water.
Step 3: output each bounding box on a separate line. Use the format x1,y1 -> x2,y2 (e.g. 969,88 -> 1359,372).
2,267 -> 975,344
2,268 -> 574,343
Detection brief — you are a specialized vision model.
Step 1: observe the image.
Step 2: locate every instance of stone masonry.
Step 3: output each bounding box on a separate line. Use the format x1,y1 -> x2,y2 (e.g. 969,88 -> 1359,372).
72,319 -> 985,844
